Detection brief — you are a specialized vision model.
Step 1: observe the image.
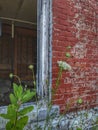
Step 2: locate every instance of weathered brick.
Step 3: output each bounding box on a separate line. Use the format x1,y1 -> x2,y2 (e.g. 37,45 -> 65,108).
52,0 -> 98,111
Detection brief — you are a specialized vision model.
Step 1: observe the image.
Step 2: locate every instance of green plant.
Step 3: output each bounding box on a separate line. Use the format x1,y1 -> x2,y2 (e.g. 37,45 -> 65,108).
1,62 -> 97,130
0,70 -> 36,130
66,46 -> 72,49
92,117 -> 98,130
65,52 -> 71,58
43,61 -> 72,130
92,125 -> 98,130
76,127 -> 82,130
77,98 -> 83,104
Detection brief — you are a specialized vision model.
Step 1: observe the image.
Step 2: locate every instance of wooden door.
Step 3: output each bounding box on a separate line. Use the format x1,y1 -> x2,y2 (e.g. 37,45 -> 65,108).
0,24 -> 37,105
0,25 -> 12,79
14,27 -> 37,82
0,24 -> 37,82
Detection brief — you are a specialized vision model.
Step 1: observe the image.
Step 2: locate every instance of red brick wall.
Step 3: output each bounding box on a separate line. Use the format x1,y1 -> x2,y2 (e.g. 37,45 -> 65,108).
52,0 -> 98,111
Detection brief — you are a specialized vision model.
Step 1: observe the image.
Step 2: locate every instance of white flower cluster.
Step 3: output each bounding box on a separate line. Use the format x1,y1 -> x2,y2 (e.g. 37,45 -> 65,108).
57,61 -> 71,71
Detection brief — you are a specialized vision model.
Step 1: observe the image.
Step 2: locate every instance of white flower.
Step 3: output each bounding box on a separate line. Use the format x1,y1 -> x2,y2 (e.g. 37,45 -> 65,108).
57,61 -> 71,71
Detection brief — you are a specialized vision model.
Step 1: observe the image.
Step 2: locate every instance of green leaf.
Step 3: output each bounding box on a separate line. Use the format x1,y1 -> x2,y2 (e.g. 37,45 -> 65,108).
22,90 -> 36,103
16,116 -> 28,130
18,106 -> 34,116
48,127 -> 51,130
95,117 -> 98,124
0,113 -> 10,119
17,85 -> 23,98
7,104 -> 17,120
13,83 -> 19,98
13,83 -> 23,100
6,121 -> 14,130
92,126 -> 98,130
9,94 -> 17,104
76,128 -> 82,130
0,105 -> 17,120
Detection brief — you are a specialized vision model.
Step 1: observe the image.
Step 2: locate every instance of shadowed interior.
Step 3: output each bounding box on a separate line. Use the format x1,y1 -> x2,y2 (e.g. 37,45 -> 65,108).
0,0 -> 37,105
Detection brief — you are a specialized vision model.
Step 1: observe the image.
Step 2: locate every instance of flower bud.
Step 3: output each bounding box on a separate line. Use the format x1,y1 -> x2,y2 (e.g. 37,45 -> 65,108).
9,73 -> 13,78
28,65 -> 34,70
77,98 -> 83,104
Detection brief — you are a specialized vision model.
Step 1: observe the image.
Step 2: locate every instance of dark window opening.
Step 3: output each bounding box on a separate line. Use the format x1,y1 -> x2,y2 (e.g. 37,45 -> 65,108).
0,0 -> 37,105
0,24 -> 37,105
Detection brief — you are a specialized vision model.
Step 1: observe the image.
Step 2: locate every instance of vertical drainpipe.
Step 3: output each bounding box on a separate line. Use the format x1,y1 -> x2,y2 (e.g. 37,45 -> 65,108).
37,0 -> 52,100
